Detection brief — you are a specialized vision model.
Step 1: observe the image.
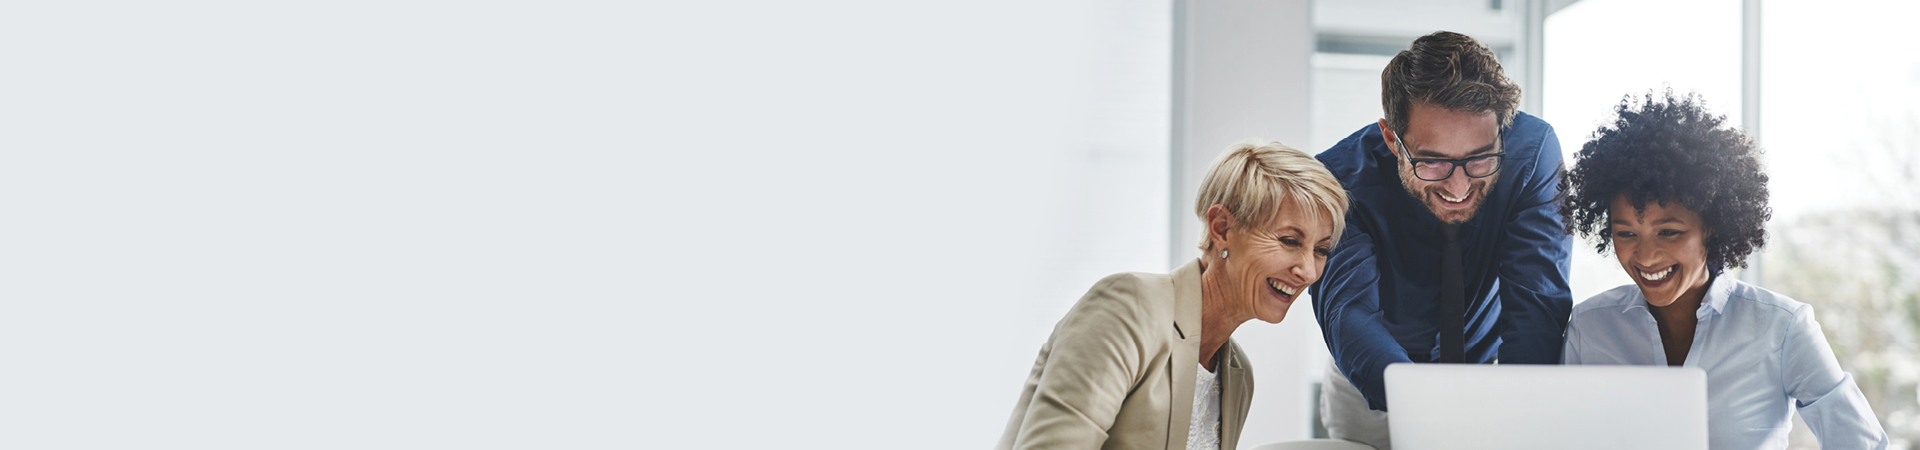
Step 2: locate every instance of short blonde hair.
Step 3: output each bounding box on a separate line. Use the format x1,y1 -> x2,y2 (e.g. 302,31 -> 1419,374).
1195,139 -> 1349,251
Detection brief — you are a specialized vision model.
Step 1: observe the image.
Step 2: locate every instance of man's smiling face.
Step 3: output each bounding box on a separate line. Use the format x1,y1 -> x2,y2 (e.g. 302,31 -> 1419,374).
1381,102 -> 1502,224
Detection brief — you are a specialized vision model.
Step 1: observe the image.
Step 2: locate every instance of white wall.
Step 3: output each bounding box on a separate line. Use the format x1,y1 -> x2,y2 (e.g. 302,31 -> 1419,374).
0,1 -> 1174,448
1173,0 -> 1321,445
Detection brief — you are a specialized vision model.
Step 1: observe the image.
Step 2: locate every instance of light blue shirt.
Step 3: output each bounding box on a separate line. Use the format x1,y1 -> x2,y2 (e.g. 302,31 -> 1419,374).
1563,275 -> 1888,450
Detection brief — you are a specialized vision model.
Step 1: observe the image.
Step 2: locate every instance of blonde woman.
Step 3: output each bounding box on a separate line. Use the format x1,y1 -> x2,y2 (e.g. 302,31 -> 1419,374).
997,140 -> 1349,450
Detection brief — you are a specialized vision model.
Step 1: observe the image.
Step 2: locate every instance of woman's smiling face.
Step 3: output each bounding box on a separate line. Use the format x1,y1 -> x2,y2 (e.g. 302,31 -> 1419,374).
1607,195 -> 1713,308
1219,202 -> 1334,324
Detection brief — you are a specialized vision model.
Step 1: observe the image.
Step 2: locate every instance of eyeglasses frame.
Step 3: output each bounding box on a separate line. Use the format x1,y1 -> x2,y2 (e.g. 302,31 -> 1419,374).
1393,134 -> 1507,182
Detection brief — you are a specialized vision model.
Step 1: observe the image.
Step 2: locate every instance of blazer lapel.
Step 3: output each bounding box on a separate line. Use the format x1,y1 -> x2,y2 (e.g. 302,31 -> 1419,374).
1219,342 -> 1251,450
1166,259 -> 1203,450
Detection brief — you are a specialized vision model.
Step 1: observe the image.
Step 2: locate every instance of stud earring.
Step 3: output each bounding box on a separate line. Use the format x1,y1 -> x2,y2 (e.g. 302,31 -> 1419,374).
1220,249 -> 1229,259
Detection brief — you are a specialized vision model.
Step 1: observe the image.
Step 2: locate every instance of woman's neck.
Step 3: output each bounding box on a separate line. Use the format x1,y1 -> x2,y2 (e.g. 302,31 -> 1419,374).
1652,273 -> 1713,325
1649,273 -> 1713,366
1197,257 -> 1250,372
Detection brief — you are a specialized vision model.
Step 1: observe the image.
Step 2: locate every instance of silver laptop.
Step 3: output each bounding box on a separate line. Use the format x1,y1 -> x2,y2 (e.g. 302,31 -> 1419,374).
1383,363 -> 1707,450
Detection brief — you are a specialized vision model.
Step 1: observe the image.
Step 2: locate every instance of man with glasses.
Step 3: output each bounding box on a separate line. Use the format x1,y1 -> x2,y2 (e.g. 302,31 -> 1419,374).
1308,31 -> 1572,450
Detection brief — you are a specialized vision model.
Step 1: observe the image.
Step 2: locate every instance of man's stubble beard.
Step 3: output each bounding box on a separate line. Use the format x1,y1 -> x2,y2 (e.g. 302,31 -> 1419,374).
1398,165 -> 1496,225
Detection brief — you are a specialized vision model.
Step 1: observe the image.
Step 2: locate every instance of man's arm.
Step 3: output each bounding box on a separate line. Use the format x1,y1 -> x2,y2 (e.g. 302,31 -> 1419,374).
1312,223 -> 1411,411
1494,130 -> 1573,364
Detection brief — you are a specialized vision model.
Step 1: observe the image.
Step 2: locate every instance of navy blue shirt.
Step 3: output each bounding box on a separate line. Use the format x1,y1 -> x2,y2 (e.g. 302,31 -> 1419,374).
1309,112 -> 1573,411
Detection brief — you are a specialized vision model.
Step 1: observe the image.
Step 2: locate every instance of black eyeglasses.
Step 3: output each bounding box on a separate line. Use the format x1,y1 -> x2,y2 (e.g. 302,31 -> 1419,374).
1396,137 -> 1505,182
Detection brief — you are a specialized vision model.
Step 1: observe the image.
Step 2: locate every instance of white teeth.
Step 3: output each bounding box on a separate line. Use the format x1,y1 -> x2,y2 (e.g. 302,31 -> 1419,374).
1269,279 -> 1298,296
1640,265 -> 1676,281
1439,192 -> 1465,203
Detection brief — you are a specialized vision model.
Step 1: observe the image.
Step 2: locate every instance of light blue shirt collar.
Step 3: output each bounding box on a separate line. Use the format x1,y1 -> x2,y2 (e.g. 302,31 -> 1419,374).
1617,272 -> 1737,320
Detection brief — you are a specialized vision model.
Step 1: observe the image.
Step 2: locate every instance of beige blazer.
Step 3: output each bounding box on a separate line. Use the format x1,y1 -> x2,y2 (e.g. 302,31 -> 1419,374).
997,260 -> 1254,450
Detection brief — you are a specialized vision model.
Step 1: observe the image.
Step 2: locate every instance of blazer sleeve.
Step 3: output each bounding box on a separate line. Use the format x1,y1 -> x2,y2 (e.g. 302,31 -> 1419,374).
1007,275 -> 1157,450
1493,130 -> 1573,364
1312,223 -> 1413,411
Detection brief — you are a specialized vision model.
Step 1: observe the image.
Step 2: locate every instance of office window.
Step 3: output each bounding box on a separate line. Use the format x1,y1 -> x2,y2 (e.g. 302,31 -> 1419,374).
1757,0 -> 1920,446
1542,0 -> 1744,304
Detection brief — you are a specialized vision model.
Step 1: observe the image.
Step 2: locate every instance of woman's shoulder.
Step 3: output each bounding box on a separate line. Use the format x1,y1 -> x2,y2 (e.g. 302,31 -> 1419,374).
1716,280 -> 1820,339
1570,284 -> 1646,319
1076,271 -> 1178,316
1047,271 -> 1183,347
1088,270 -> 1174,292
1721,279 -> 1811,316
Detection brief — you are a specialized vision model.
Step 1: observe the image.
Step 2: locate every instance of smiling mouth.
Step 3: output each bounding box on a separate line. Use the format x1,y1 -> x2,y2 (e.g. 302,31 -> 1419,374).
1436,190 -> 1472,207
1639,264 -> 1678,282
1267,278 -> 1300,297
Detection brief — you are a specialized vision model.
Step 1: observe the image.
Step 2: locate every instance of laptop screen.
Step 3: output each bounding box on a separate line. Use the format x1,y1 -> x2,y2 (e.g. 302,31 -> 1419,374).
1383,363 -> 1707,450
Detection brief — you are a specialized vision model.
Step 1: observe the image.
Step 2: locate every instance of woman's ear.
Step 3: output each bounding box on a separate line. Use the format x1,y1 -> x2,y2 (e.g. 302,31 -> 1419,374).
1206,204 -> 1232,251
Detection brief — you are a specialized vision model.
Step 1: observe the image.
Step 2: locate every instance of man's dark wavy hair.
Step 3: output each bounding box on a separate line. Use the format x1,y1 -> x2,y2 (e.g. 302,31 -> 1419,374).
1561,89 -> 1771,270
1381,31 -> 1521,137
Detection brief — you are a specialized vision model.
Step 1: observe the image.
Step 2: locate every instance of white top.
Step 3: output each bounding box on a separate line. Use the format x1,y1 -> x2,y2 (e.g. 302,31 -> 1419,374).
1186,363 -> 1221,450
1563,275 -> 1889,450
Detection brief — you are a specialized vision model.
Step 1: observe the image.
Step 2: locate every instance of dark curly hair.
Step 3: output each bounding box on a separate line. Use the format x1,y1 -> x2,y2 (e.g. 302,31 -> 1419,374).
1561,89 -> 1771,271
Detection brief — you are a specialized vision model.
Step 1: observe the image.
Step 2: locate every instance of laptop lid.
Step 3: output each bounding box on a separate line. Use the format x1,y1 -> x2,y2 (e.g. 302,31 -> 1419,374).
1383,363 -> 1707,450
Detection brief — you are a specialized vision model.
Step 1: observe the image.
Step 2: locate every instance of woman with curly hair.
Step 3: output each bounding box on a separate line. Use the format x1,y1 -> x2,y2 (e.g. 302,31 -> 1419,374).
1560,90 -> 1888,449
